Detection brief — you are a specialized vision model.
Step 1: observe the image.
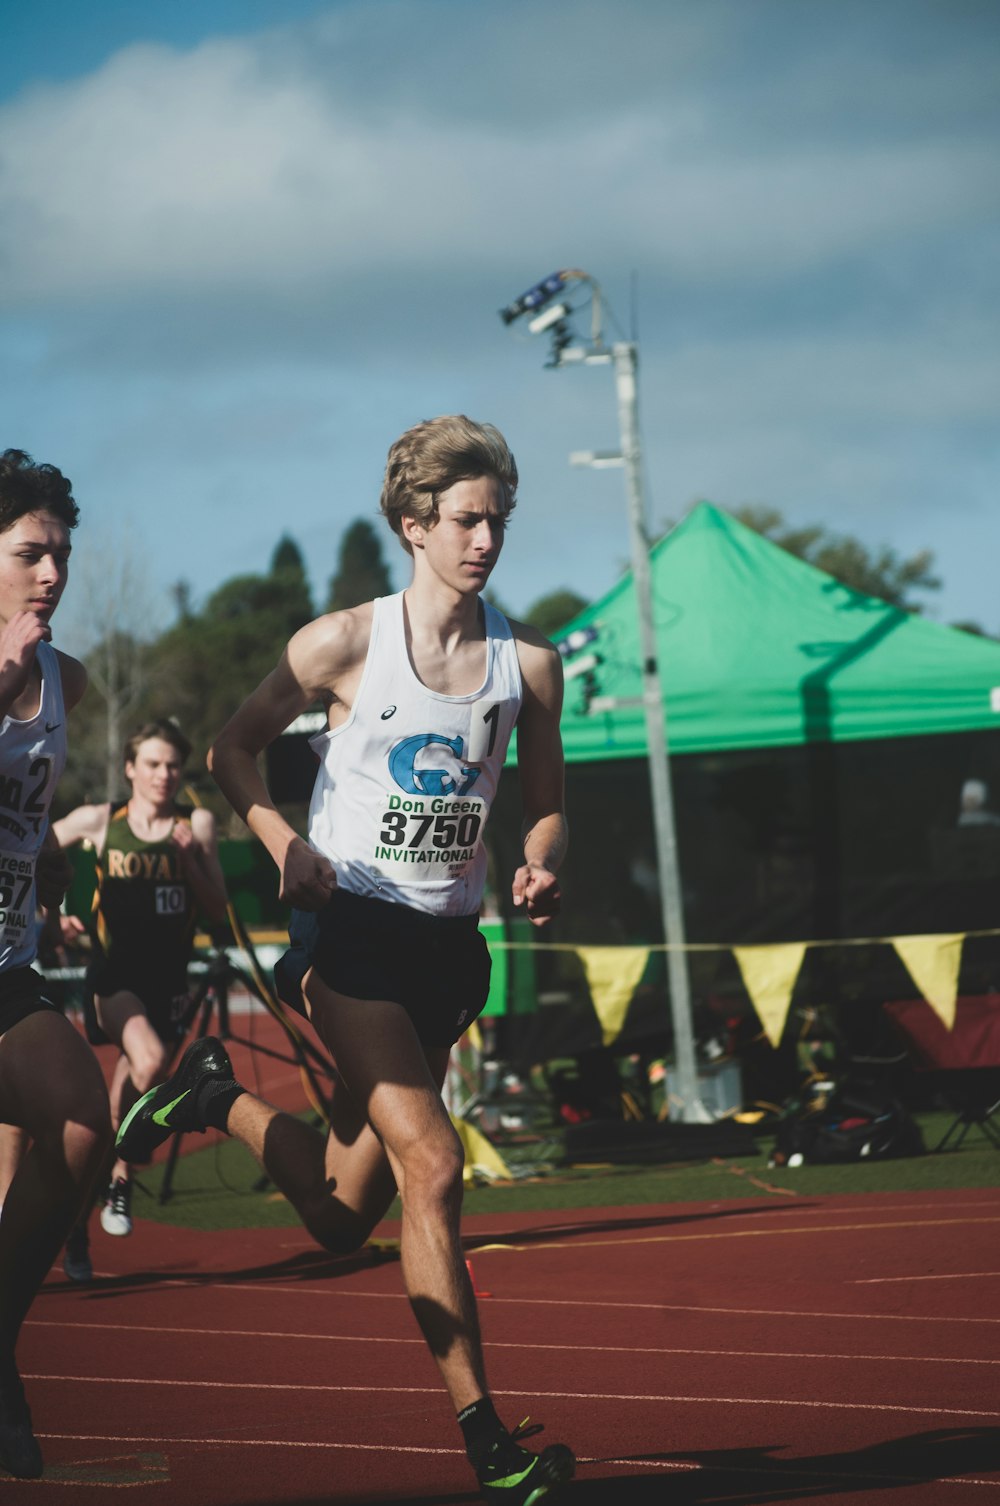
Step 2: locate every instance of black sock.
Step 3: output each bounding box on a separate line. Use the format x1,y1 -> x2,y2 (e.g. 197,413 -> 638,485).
457,1396 -> 507,1468
194,1077 -> 245,1132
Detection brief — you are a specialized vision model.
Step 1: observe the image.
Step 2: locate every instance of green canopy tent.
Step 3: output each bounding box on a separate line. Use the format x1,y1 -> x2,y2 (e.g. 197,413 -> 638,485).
554,502 -> 1000,760
491,504 -> 1000,1064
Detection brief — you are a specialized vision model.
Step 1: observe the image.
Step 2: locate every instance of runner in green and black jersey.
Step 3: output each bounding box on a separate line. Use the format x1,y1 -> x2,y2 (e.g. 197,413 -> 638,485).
54,720 -> 227,1246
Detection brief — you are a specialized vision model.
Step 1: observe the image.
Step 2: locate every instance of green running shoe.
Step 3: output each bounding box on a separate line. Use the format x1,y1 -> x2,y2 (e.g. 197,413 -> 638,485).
116,1037 -> 235,1163
476,1422 -> 575,1504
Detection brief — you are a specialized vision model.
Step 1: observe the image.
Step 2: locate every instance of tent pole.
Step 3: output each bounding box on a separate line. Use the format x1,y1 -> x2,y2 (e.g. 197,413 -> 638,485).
612,341 -> 710,1123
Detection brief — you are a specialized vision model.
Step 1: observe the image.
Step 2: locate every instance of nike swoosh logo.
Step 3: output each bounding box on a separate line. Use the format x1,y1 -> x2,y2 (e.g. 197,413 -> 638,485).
45,722 -> 62,732
152,1091 -> 190,1127
485,1462 -> 537,1489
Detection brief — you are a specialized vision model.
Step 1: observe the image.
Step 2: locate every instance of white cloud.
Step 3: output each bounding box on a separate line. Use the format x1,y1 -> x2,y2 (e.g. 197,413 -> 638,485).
1,0 -> 997,635
0,10 -> 994,305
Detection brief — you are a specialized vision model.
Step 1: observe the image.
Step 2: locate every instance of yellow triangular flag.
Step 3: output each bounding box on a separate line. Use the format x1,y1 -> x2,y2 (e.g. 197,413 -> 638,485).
577,946 -> 650,1046
733,942 -> 807,1048
451,1115 -> 512,1184
893,933 -> 964,1030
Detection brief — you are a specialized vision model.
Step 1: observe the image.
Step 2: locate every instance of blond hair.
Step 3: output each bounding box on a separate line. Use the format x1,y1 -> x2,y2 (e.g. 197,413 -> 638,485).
380,415 -> 518,554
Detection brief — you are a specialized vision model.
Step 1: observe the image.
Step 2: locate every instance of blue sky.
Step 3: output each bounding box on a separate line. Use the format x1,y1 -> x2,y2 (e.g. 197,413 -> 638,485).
2,0 -> 998,648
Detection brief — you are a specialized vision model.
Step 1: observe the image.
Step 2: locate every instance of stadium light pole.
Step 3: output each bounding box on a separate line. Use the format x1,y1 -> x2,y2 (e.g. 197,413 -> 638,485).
500,271 -> 710,1122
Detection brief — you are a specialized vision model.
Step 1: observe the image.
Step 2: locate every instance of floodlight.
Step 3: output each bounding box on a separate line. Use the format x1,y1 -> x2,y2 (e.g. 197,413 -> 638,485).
498,271 -> 567,325
562,651 -> 600,681
557,626 -> 599,658
528,302 -> 570,335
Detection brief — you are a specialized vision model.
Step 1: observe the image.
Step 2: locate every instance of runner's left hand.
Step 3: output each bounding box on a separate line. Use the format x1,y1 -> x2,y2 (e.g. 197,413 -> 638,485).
512,863 -> 561,926
36,848 -> 74,908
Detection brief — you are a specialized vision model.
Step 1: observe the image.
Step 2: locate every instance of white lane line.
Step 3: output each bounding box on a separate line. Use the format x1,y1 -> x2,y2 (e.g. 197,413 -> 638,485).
29,1377 -> 1000,1420
854,1271 -> 1000,1284
25,1321 -> 1000,1367
200,1285 -> 1000,1324
452,1214 -> 1000,1253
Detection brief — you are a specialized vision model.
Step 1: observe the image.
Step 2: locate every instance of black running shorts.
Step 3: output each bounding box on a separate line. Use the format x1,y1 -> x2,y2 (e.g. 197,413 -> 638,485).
0,965 -> 59,1037
85,958 -> 190,1046
281,887 -> 491,1048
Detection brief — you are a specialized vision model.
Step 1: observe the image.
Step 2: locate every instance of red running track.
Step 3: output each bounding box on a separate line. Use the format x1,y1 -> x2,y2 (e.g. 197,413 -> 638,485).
9,1184 -> 1000,1504
9,1014 -> 1000,1502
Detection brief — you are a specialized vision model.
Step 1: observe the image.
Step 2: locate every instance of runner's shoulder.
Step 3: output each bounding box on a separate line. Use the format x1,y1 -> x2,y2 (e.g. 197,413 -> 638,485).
505,617 -> 563,675
289,601 -> 376,685
54,648 -> 87,711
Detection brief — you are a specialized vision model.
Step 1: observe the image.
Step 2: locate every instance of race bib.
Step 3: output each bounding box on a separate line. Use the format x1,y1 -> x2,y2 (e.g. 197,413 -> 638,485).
373,796 -> 485,871
155,884 -> 187,916
0,849 -> 35,947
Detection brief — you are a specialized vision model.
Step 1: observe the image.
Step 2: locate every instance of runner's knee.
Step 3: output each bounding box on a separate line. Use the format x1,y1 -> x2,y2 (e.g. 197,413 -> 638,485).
128,1041 -> 170,1096
66,1113 -> 112,1176
397,1128 -> 464,1212
303,1200 -> 377,1256
34,1091 -> 110,1178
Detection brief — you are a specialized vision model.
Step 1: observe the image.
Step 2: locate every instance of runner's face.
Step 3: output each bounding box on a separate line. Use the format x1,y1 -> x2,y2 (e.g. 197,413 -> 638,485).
410,476 -> 506,594
126,738 -> 185,809
0,512 -> 71,632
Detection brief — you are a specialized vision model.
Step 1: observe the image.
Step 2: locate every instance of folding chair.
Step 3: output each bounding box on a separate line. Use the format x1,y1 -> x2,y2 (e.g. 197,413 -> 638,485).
883,996 -> 1000,1152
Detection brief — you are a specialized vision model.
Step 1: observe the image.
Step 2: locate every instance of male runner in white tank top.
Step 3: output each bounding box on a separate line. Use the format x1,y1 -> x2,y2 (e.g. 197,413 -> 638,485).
116,416 -> 574,1504
0,451 -> 111,1479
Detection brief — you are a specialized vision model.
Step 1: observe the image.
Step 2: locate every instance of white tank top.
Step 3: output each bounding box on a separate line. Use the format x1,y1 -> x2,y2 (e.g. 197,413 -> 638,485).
307,592 -> 522,916
0,640 -> 67,971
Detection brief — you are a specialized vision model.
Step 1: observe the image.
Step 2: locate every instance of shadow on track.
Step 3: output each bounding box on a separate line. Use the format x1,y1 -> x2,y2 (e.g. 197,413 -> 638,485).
572,1426 -> 1000,1501
462,1199 -> 821,1252
37,1198 -> 823,1302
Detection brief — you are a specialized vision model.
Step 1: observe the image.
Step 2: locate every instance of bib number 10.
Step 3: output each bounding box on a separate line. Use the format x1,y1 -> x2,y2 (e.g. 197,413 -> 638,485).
155,884 -> 186,915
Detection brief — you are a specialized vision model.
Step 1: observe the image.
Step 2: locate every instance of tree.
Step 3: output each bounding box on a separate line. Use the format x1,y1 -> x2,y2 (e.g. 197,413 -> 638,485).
54,522 -> 162,807
524,589 -> 590,639
271,534 -> 307,577
128,544 -> 318,820
727,506 -> 941,612
270,534 -> 313,624
326,519 -> 394,612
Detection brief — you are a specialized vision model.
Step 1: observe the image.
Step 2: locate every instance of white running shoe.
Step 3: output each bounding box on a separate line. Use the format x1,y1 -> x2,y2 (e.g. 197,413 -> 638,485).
100,1176 -> 133,1237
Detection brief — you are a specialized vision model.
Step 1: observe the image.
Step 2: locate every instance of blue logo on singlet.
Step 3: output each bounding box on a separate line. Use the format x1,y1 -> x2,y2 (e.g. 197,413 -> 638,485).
388,734 -> 481,797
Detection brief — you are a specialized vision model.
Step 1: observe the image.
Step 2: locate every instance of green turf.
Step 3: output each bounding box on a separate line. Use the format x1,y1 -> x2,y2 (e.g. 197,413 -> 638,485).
126,1110 -> 999,1233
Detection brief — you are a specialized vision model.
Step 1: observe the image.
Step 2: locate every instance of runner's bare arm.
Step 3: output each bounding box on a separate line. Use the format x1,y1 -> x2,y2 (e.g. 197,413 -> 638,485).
172,807 -> 229,924
55,650 -> 87,713
36,825 -> 76,909
51,801 -> 112,853
510,625 -> 567,926
0,612 -> 49,718
208,611 -> 369,909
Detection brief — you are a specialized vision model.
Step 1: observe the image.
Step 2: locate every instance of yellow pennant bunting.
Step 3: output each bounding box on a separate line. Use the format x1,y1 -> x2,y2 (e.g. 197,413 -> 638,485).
893,934 -> 964,1030
577,946 -> 650,1046
451,1115 -> 512,1185
733,943 -> 807,1048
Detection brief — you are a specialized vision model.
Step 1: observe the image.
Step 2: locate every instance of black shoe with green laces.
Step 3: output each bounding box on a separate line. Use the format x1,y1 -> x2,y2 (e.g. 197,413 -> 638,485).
116,1037 -> 235,1163
475,1421 -> 575,1504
